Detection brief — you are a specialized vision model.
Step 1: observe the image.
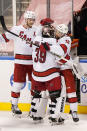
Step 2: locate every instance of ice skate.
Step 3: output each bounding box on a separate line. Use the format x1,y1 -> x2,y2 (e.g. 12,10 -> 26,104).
57,116 -> 65,124
29,111 -> 43,123
11,104 -> 22,117
28,111 -> 34,118
32,116 -> 43,124
49,116 -> 64,125
49,117 -> 59,126
70,110 -> 79,122
49,117 -> 57,125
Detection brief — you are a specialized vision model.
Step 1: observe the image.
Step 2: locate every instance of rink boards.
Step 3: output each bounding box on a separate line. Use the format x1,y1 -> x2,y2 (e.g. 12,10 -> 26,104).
0,56 -> 87,114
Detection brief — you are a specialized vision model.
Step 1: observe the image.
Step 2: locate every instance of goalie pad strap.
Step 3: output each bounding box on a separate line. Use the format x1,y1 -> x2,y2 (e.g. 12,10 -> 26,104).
49,104 -> 56,108
31,102 -> 36,106
31,108 -> 37,113
50,110 -> 54,114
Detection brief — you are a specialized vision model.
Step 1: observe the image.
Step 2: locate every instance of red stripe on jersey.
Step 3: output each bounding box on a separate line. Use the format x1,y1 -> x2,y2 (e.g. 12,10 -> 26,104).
59,54 -> 70,64
68,97 -> 77,103
60,44 -> 67,53
15,54 -> 32,60
33,68 -> 60,77
2,33 -> 9,42
11,92 -> 20,98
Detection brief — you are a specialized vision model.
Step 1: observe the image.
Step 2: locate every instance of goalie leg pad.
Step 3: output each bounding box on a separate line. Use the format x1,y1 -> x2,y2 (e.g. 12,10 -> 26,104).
48,89 -> 66,124
36,91 -> 48,118
30,90 -> 41,115
30,97 -> 41,118
48,97 -> 65,125
48,90 -> 63,122
30,91 -> 45,121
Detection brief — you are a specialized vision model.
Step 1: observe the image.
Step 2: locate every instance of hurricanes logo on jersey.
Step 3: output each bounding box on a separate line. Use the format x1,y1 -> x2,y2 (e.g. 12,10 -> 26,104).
19,31 -> 31,44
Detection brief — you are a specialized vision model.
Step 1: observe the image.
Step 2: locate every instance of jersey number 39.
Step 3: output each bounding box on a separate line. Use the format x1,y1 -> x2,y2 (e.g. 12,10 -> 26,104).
34,48 -> 46,63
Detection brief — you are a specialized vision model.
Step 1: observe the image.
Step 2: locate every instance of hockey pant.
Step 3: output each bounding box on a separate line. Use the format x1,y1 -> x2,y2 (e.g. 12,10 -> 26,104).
11,64 -> 33,105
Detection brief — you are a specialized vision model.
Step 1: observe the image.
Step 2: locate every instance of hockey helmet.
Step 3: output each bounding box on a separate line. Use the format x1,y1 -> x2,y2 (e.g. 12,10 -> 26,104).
24,11 -> 36,19
56,24 -> 68,34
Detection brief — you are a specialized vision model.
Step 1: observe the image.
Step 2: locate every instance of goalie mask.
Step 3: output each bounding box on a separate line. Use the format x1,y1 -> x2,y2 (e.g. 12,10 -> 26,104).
42,25 -> 55,38
40,18 -> 54,25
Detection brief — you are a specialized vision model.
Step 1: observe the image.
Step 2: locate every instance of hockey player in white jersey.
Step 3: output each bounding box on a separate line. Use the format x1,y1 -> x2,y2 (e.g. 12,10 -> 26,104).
55,24 -> 79,122
29,24 -> 71,125
0,11 -> 36,116
29,23 -> 79,124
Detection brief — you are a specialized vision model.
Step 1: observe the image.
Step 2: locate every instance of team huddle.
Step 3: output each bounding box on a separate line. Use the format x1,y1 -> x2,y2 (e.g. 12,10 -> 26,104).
0,11 -> 79,125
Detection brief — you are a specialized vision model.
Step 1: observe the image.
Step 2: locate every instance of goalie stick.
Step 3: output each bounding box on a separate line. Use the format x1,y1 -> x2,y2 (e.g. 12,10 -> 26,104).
0,16 -> 85,79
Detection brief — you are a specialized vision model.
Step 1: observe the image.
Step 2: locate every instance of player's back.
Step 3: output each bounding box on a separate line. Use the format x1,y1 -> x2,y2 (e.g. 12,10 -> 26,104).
32,36 -> 60,82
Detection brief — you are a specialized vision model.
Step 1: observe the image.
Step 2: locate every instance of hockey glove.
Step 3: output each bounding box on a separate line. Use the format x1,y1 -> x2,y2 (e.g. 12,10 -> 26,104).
41,42 -> 50,50
40,42 -> 50,53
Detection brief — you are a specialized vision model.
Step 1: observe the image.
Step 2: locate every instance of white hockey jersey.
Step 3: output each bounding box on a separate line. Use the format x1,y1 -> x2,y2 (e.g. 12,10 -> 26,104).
56,35 -> 72,70
32,36 -> 62,82
54,35 -> 72,70
0,25 -> 36,65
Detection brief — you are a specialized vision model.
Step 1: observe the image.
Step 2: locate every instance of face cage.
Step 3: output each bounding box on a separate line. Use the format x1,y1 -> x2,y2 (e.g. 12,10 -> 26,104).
42,26 -> 55,38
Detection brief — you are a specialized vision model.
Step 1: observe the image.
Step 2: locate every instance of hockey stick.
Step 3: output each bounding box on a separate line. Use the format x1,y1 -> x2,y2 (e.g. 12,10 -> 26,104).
0,16 -> 19,37
49,49 -> 86,79
0,16 -> 40,47
0,16 -> 85,79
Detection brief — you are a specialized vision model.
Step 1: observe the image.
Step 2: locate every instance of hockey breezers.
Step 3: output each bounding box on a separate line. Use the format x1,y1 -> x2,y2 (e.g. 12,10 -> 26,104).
0,16 -> 85,79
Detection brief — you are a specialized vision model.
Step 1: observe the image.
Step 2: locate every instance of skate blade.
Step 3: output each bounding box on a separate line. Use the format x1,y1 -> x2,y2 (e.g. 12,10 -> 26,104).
73,120 -> 79,124
33,119 -> 44,124
50,120 -> 64,126
12,113 -> 22,118
51,122 -> 64,126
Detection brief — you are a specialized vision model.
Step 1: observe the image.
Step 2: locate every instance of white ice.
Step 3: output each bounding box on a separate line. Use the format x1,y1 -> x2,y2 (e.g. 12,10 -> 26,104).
0,111 -> 87,131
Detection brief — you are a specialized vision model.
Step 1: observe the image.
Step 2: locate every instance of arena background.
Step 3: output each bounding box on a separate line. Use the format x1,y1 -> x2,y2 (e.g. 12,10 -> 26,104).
0,0 -> 87,113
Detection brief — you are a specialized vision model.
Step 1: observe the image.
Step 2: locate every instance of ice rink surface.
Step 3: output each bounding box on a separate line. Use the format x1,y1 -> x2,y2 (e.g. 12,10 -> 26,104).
0,112 -> 87,131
